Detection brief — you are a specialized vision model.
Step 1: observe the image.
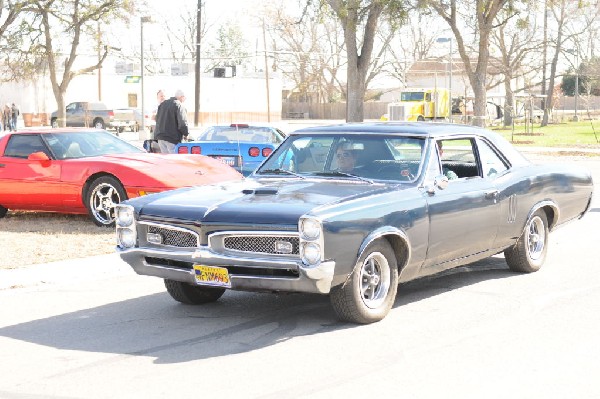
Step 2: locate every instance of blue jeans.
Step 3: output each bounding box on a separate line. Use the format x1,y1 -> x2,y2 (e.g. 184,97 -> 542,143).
158,140 -> 176,154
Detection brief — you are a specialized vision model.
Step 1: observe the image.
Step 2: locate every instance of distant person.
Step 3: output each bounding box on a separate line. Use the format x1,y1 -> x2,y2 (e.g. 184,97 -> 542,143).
154,89 -> 189,153
2,104 -> 12,131
156,89 -> 165,105
11,103 -> 19,131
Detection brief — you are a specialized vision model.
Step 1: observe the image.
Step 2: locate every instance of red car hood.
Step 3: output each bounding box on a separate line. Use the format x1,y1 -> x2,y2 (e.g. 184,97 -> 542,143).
88,153 -> 243,188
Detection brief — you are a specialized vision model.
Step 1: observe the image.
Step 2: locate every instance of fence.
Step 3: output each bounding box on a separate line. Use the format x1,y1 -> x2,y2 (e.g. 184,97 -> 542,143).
282,102 -> 389,120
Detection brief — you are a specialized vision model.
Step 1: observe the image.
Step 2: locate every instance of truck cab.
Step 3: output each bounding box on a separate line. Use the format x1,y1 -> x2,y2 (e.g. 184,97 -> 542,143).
385,88 -> 450,122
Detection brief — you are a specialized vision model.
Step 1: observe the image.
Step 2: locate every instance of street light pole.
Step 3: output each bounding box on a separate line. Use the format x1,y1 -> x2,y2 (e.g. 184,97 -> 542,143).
194,0 -> 201,127
574,51 -> 579,122
140,16 -> 152,139
566,48 -> 580,122
436,37 -> 453,122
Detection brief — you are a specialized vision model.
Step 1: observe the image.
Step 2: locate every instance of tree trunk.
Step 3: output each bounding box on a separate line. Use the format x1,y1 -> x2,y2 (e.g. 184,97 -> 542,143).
56,96 -> 66,127
346,56 -> 365,122
503,76 -> 514,126
471,75 -> 487,127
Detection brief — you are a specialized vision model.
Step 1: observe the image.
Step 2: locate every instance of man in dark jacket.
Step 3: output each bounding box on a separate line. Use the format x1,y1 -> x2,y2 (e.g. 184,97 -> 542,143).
155,89 -> 189,153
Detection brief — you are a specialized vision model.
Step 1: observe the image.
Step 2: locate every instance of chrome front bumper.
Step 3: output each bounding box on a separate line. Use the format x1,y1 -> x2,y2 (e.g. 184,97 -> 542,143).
118,246 -> 336,294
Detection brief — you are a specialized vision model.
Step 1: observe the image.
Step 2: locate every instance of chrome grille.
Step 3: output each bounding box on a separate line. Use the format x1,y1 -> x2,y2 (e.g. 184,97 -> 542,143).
224,236 -> 300,255
148,225 -> 198,247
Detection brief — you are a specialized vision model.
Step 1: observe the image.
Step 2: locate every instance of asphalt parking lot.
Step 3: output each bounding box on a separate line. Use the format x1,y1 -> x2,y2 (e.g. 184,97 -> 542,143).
0,134 -> 598,398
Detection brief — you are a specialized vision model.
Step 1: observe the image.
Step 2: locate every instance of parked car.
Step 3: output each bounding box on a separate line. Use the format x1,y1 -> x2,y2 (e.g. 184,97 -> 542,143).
175,124 -> 286,176
0,129 -> 243,226
111,108 -> 156,134
115,122 -> 594,323
50,102 -> 116,130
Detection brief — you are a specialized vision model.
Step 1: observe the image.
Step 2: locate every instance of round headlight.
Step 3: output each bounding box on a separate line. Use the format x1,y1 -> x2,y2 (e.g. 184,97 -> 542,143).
301,242 -> 321,265
116,206 -> 134,227
118,229 -> 136,248
300,218 -> 321,240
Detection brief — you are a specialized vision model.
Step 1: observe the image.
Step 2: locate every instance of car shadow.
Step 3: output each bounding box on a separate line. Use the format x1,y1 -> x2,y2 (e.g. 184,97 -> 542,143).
0,256 -> 516,364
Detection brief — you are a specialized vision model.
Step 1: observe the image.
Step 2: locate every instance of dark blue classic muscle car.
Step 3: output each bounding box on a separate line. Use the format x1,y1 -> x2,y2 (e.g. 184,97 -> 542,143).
115,123 -> 594,323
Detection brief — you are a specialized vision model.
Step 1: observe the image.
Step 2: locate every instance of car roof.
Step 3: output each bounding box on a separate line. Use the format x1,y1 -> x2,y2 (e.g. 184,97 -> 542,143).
289,122 -> 529,166
290,122 -> 489,138
4,128 -> 105,135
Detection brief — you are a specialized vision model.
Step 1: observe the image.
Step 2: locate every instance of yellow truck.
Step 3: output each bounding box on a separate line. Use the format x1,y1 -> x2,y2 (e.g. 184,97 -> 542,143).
385,88 -> 450,121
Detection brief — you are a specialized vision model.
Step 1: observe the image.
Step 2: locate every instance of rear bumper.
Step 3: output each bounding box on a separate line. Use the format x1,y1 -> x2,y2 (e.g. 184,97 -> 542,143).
118,246 -> 335,294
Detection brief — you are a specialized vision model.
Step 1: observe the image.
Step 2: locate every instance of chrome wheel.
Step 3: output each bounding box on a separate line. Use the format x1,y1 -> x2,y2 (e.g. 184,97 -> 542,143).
330,240 -> 398,324
86,176 -> 126,226
526,215 -> 546,261
90,183 -> 121,225
359,252 -> 391,309
504,209 -> 548,273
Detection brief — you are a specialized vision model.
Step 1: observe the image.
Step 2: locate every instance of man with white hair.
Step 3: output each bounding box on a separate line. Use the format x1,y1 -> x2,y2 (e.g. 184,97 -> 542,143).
154,89 -> 189,153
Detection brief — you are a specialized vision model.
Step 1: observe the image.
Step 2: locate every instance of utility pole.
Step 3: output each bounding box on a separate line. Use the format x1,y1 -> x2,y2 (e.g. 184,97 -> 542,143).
194,0 -> 202,127
262,18 -> 271,122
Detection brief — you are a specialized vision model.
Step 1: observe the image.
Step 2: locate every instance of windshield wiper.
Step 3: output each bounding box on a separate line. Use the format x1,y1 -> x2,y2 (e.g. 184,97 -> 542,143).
257,168 -> 305,179
314,171 -> 374,184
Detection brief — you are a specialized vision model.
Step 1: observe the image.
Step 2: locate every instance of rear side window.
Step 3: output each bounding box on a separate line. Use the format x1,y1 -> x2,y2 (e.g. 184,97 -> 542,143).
3,134 -> 50,158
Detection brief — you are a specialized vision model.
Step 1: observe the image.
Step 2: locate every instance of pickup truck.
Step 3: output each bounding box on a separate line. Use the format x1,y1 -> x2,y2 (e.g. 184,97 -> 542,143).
50,102 -> 117,130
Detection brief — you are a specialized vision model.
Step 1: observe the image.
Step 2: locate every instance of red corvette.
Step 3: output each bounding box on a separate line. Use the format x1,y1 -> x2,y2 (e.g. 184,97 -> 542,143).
0,129 -> 243,226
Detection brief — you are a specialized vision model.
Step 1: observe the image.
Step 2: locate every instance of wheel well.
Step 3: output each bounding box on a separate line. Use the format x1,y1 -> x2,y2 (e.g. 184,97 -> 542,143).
381,234 -> 410,272
540,205 -> 557,230
93,117 -> 104,125
82,172 -> 121,199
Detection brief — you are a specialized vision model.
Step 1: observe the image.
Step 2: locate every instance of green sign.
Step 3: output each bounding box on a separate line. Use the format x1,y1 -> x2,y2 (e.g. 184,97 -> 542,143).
124,75 -> 141,83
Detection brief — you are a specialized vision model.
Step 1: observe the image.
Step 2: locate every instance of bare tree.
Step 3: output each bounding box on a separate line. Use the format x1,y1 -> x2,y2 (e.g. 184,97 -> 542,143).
541,0 -> 597,126
323,0 -> 408,122
420,0 -> 514,127
21,0 -> 132,126
204,22 -> 250,73
0,0 -> 39,81
491,3 -> 542,126
265,3 -> 346,104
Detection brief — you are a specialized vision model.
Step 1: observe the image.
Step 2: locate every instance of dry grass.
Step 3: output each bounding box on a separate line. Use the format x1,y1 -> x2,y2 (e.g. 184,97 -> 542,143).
0,211 -> 114,269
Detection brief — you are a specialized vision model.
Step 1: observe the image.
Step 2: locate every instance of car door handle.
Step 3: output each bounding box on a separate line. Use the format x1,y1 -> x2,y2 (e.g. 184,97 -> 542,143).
485,189 -> 499,200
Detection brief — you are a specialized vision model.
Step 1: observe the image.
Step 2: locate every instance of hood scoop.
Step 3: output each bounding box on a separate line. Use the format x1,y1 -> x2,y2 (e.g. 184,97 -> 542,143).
242,187 -> 279,195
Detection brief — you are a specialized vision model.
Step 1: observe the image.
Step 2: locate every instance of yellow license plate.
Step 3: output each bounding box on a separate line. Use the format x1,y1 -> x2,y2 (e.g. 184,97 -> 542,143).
193,265 -> 231,288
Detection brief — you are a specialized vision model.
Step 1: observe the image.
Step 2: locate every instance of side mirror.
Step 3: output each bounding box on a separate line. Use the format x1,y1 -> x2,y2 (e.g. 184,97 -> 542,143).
28,151 -> 50,162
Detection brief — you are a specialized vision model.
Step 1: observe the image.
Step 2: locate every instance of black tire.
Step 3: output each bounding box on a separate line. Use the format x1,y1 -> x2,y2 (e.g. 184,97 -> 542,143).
85,176 -> 127,227
51,118 -> 58,128
504,209 -> 549,273
0,205 -> 7,218
93,118 -> 105,129
417,116 -> 425,121
330,240 -> 398,324
164,279 -> 226,304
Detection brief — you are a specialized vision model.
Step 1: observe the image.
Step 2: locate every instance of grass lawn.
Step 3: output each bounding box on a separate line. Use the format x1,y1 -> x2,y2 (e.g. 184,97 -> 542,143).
490,120 -> 600,148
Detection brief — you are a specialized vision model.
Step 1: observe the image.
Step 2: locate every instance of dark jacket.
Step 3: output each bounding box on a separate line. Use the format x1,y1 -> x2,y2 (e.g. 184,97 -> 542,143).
155,97 -> 189,144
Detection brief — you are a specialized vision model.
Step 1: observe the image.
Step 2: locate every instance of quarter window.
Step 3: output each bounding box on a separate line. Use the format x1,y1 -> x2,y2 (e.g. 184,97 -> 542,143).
476,139 -> 508,178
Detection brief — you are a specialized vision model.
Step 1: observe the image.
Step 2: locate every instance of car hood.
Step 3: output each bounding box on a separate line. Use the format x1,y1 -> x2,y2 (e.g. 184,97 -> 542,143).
132,178 -> 402,225
90,153 -> 243,188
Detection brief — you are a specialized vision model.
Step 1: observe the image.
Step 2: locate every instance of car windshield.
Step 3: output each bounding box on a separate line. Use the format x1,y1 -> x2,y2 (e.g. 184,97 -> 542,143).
256,133 -> 425,183
44,130 -> 145,159
197,126 -> 284,144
